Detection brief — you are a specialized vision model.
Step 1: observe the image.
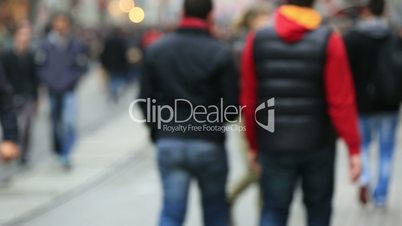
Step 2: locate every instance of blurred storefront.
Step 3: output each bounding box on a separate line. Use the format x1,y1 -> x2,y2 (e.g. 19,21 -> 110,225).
0,0 -> 32,28
0,0 -> 35,48
0,0 -> 401,35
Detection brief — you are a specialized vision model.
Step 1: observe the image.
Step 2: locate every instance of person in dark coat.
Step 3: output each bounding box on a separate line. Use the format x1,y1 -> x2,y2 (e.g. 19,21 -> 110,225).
139,0 -> 238,225
100,27 -> 130,102
241,0 -> 361,225
2,21 -> 39,165
37,13 -> 88,170
344,0 -> 401,207
0,64 -> 19,162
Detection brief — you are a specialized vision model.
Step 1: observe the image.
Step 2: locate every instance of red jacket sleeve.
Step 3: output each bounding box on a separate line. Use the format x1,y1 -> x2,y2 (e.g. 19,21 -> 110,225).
241,32 -> 258,153
324,32 -> 361,156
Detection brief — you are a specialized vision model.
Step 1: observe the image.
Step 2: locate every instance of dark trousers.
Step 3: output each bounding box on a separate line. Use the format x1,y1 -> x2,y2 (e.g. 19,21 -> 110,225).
259,145 -> 336,226
16,98 -> 36,162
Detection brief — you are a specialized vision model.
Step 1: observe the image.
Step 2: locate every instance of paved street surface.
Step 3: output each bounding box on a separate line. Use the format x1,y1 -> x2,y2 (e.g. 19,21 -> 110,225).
0,66 -> 401,226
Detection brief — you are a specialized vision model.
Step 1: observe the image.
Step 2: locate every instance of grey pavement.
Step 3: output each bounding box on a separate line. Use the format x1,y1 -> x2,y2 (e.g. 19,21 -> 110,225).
0,65 -> 143,226
17,135 -> 402,226
0,66 -> 401,226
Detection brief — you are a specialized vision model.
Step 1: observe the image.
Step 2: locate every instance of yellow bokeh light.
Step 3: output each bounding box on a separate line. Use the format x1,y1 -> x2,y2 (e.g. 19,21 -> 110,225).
119,0 -> 135,13
129,7 -> 145,23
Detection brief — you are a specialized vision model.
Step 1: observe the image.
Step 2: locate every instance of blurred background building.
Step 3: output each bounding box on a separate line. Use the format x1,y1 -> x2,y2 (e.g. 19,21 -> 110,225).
0,0 -> 401,33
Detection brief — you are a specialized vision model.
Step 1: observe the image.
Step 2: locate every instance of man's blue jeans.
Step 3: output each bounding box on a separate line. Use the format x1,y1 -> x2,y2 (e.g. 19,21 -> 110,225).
259,146 -> 336,226
49,91 -> 76,159
109,72 -> 127,100
156,139 -> 229,226
359,113 -> 399,205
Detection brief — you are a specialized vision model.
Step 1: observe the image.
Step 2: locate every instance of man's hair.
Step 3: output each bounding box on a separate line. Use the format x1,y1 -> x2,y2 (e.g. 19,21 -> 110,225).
368,0 -> 386,16
184,0 -> 213,20
287,0 -> 315,7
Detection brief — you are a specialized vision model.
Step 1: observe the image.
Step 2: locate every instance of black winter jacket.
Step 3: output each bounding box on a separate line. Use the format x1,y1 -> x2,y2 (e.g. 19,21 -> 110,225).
253,25 -> 336,152
345,19 -> 401,114
0,64 -> 18,142
2,49 -> 39,100
100,35 -> 130,74
139,25 -> 238,143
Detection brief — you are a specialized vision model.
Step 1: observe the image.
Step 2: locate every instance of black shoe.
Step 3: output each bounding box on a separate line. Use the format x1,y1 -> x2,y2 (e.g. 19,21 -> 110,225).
19,157 -> 29,167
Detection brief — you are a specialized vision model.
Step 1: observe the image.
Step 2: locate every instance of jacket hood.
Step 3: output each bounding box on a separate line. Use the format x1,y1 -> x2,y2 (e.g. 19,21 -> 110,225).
356,17 -> 390,39
275,5 -> 322,43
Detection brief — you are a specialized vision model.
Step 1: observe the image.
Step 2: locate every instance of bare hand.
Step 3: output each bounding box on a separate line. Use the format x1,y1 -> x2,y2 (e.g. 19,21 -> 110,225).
248,151 -> 261,176
1,141 -> 20,162
349,154 -> 362,183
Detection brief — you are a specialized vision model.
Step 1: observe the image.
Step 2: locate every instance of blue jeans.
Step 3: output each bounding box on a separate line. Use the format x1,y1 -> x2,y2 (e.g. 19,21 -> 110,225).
259,146 -> 336,226
156,139 -> 229,226
49,91 -> 76,159
359,113 -> 399,204
109,72 -> 127,100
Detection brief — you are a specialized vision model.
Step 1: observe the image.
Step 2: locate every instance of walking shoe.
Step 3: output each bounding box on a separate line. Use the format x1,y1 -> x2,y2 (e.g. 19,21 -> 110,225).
373,195 -> 387,209
18,157 -> 29,168
59,156 -> 73,172
374,201 -> 387,209
359,185 -> 370,205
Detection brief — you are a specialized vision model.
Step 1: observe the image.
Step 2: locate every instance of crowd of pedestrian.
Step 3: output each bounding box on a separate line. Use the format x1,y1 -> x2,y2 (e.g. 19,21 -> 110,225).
0,0 -> 401,225
139,0 -> 402,226
0,12 -> 88,170
0,12 -> 143,172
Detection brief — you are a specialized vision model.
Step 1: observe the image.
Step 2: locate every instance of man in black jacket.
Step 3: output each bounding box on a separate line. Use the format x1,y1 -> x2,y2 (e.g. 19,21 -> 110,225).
0,64 -> 19,162
345,0 -> 401,207
2,22 -> 38,165
100,27 -> 130,102
138,0 -> 238,225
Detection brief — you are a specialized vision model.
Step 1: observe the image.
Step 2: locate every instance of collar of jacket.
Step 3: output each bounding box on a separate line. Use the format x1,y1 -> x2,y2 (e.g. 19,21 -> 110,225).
178,17 -> 210,32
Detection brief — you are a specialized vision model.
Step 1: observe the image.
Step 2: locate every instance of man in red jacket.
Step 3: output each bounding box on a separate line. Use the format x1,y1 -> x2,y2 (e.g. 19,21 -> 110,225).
241,0 -> 361,225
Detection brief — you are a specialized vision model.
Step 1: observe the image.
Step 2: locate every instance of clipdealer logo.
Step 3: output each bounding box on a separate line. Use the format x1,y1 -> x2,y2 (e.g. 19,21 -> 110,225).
255,98 -> 275,133
128,98 -> 275,133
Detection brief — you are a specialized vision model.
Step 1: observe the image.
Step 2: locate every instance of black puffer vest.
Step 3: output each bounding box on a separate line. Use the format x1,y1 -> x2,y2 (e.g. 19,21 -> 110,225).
253,25 -> 336,152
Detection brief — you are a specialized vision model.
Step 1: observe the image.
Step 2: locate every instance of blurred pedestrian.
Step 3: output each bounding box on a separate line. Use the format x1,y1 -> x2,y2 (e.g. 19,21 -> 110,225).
139,0 -> 238,225
228,2 -> 273,213
36,13 -> 88,170
232,4 -> 273,37
100,27 -> 130,103
241,0 -> 362,225
0,64 -> 19,163
0,24 -> 11,51
2,22 -> 39,166
231,4 -> 273,67
344,0 -> 402,208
